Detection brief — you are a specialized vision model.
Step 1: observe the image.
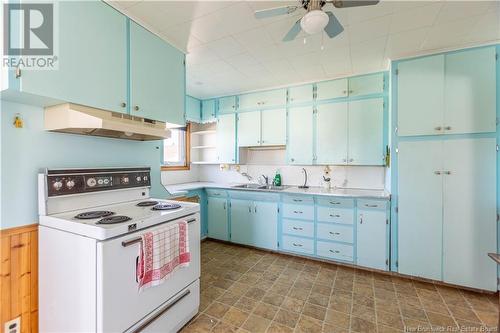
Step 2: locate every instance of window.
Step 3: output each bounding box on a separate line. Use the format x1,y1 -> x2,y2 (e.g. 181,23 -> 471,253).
162,124 -> 190,170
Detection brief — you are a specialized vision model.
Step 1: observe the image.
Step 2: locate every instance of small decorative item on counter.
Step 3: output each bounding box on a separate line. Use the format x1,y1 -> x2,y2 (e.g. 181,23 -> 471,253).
322,175 -> 331,190
13,113 -> 23,128
273,170 -> 282,186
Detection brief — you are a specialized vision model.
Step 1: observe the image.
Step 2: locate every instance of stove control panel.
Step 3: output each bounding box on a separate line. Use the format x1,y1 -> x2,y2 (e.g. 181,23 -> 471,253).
46,168 -> 151,197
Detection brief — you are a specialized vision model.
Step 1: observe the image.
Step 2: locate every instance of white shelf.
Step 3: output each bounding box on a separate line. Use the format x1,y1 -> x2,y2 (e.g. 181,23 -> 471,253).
191,161 -> 219,165
191,130 -> 216,136
191,145 -> 216,149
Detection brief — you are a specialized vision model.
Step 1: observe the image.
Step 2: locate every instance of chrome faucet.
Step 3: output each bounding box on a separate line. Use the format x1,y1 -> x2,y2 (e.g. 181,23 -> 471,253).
298,168 -> 309,189
241,172 -> 253,181
261,174 -> 269,185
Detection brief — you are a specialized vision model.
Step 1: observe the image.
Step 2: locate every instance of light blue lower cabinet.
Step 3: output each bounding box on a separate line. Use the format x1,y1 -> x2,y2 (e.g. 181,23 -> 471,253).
229,199 -> 252,245
282,219 -> 314,238
207,196 -> 229,241
282,203 -> 314,220
282,236 -> 314,255
356,203 -> 389,271
316,206 -> 354,224
317,223 -> 354,243
317,241 -> 354,262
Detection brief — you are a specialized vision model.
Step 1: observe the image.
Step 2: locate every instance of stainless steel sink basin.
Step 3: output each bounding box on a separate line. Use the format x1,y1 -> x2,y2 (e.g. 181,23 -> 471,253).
261,185 -> 289,191
231,184 -> 289,191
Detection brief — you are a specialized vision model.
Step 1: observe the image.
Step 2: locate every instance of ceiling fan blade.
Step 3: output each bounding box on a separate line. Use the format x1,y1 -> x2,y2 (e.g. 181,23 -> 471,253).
331,1 -> 380,8
324,12 -> 344,38
282,19 -> 302,42
254,6 -> 298,19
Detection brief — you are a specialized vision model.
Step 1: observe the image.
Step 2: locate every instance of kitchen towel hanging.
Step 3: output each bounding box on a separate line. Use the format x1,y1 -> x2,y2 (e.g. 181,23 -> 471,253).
137,221 -> 191,292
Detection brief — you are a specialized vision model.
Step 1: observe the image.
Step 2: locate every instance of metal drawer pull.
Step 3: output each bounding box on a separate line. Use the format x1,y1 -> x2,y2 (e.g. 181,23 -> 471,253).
293,211 -> 303,214
444,126 -> 452,130
292,243 -> 303,247
444,171 -> 451,175
329,214 -> 341,218
434,171 -> 442,175
364,204 -> 378,208
131,289 -> 191,333
329,250 -> 340,254
292,227 -> 303,230
329,232 -> 341,235
293,199 -> 303,202
329,201 -> 341,205
434,126 -> 442,131
122,219 -> 196,247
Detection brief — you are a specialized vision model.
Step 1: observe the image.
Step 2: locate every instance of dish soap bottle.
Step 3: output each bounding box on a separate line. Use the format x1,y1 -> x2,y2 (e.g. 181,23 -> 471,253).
273,170 -> 282,186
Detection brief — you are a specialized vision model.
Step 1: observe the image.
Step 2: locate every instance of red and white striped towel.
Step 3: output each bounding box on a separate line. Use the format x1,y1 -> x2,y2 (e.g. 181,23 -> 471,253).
137,221 -> 190,292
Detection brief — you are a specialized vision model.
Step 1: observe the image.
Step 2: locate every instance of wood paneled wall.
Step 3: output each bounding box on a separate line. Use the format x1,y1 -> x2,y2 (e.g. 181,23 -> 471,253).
0,224 -> 38,333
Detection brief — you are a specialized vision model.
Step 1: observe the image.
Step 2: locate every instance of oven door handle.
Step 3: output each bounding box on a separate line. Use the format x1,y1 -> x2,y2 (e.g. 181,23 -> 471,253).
130,289 -> 191,333
121,218 -> 197,247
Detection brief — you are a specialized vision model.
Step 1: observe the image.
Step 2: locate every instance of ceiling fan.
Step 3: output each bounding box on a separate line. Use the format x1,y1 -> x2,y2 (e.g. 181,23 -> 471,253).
254,0 -> 380,41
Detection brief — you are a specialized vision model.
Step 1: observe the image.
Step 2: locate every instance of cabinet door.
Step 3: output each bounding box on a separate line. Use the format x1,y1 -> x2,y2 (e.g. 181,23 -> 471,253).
357,209 -> 387,270
216,114 -> 236,163
444,47 -> 496,134
348,73 -> 384,97
186,96 -> 201,122
130,21 -> 185,124
218,96 -> 237,114
398,141 -> 443,280
201,99 -> 216,123
252,201 -> 278,250
289,85 -> 313,104
21,1 -> 127,113
237,112 -> 261,147
348,98 -> 384,165
261,109 -> 286,146
207,197 -> 228,241
287,106 -> 314,165
442,138 -> 497,291
397,55 -> 444,136
316,79 -> 348,100
316,103 -> 348,165
230,199 -> 253,246
239,89 -> 286,110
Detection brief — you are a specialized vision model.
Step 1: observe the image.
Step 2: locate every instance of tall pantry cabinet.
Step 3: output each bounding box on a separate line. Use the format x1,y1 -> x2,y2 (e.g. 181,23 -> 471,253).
395,46 -> 498,291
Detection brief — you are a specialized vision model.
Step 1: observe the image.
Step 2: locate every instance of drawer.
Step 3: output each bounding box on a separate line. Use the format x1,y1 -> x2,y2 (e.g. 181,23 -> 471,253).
283,195 -> 314,205
317,223 -> 353,243
206,189 -> 227,198
282,219 -> 314,238
282,236 -> 314,255
316,197 -> 354,208
357,199 -> 387,211
317,207 -> 353,225
228,190 -> 279,202
317,241 -> 353,262
283,204 -> 314,220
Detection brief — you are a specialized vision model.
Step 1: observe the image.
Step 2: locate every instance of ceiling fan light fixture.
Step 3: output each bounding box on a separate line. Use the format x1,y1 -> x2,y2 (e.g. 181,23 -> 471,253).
300,10 -> 329,35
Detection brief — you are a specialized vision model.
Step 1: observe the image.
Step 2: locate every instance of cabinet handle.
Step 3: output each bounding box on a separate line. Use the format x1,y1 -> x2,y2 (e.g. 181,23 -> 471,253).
248,206 -> 251,213
329,201 -> 341,205
329,249 -> 340,254
254,206 -> 257,213
134,105 -> 140,111
342,158 -> 347,163
292,227 -> 303,230
444,126 -> 452,130
292,243 -> 303,247
293,199 -> 303,202
434,171 -> 442,175
444,171 -> 451,175
434,126 -> 442,131
121,102 -> 127,108
330,214 -> 341,218
223,202 -> 226,210
293,211 -> 303,214
329,232 -> 341,235
291,158 -> 295,162
360,216 -> 363,224
342,90 -> 347,94
348,158 -> 354,162
348,90 -> 353,94
364,204 -> 378,208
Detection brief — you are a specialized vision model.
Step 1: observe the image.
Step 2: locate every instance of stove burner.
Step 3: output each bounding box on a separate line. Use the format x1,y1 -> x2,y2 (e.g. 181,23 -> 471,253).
137,201 -> 159,207
75,211 -> 114,219
96,216 -> 132,224
152,203 -> 182,211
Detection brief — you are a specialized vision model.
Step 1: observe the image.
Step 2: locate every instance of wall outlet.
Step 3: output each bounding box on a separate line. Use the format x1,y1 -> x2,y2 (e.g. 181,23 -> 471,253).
4,317 -> 20,333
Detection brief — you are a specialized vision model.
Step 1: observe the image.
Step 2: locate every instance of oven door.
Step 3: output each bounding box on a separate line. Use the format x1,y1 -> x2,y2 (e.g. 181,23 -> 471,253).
96,213 -> 200,333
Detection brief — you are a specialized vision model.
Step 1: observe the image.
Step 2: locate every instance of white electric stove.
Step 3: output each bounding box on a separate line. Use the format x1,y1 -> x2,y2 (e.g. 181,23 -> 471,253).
38,167 -> 200,333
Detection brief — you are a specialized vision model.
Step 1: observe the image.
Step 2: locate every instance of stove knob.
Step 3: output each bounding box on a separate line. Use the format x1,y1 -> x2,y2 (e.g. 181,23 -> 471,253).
103,179 -> 110,185
122,177 -> 129,184
87,178 -> 97,187
143,176 -> 148,181
136,176 -> 142,182
66,180 -> 75,189
53,181 -> 63,191
97,179 -> 104,185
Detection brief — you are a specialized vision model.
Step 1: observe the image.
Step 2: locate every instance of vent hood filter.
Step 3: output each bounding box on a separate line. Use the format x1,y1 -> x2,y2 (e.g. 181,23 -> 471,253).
44,103 -> 171,141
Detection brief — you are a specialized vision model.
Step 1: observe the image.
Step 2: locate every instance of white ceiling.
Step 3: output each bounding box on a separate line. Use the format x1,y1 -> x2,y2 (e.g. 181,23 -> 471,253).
108,0 -> 500,99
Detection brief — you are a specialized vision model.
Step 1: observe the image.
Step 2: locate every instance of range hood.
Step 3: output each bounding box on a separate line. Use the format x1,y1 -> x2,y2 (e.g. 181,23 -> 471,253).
44,103 -> 171,141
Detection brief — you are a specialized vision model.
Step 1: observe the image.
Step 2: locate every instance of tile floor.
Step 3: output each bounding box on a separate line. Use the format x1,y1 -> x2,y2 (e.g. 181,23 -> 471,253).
181,240 -> 499,333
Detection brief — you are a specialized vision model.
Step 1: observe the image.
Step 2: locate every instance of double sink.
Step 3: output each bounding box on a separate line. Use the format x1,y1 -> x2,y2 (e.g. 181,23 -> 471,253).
231,184 -> 289,191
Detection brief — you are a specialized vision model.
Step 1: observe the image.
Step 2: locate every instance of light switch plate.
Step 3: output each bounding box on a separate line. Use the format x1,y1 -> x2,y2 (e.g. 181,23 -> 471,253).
5,317 -> 20,333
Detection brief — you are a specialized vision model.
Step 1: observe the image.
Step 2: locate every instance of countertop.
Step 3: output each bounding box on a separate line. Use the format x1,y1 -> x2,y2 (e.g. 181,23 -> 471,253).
164,182 -> 390,200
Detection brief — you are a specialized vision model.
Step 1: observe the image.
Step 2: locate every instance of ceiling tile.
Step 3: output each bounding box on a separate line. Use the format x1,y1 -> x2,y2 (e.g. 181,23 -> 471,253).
463,7 -> 500,43
422,15 -> 482,50
350,37 -> 387,73
389,3 -> 443,34
345,0 -> 394,25
434,1 -> 493,25
348,15 -> 391,44
186,44 -> 220,65
158,21 -> 203,52
225,52 -> 260,68
385,27 -> 429,59
232,26 -> 276,49
206,36 -> 247,58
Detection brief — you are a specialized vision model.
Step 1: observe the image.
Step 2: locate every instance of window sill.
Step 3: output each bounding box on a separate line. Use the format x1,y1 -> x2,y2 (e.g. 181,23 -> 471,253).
161,165 -> 190,171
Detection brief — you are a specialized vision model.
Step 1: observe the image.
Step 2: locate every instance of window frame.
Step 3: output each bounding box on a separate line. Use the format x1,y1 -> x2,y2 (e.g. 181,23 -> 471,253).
161,123 -> 190,171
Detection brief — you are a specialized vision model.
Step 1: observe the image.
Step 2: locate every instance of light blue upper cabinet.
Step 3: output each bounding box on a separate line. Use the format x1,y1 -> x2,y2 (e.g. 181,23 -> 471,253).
348,73 -> 385,97
207,197 -> 228,241
18,1 -> 128,113
316,78 -> 348,101
230,199 -> 253,246
348,98 -> 384,165
252,201 -> 278,250
237,111 -> 261,147
288,106 -> 314,165
130,21 -> 185,125
218,96 -> 237,114
288,84 -> 314,104
186,96 -> 201,123
239,89 -> 286,110
216,114 -> 236,163
261,109 -> 286,146
444,47 -> 496,134
201,99 -> 216,123
397,55 -> 445,136
356,206 -> 387,271
316,102 -> 348,165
